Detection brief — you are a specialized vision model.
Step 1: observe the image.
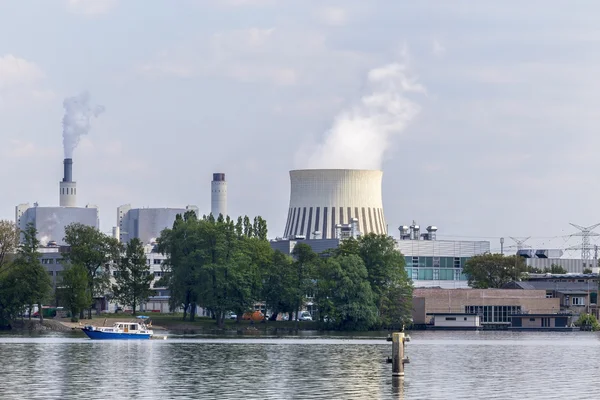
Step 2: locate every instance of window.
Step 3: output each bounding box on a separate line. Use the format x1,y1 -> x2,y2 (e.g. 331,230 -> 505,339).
445,317 -> 456,321
454,269 -> 461,281
572,297 -> 585,306
411,268 -> 418,280
433,257 -> 440,268
41,258 -> 54,265
454,257 -> 461,268
433,269 -> 440,280
545,292 -> 553,298
464,317 -> 467,321
153,259 -> 162,265
465,305 -> 522,323
412,256 -> 419,267
529,318 -> 535,322
154,271 -> 164,278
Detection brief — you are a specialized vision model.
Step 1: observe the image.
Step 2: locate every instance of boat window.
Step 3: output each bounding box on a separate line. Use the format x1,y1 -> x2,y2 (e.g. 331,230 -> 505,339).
131,324 -> 137,330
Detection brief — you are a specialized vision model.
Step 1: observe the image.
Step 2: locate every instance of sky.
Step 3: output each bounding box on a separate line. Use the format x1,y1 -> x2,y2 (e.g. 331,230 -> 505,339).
1,0 -> 600,256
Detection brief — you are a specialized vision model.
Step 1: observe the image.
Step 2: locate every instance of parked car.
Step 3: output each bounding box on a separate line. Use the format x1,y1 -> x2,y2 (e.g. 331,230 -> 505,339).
228,312 -> 237,320
299,311 -> 312,321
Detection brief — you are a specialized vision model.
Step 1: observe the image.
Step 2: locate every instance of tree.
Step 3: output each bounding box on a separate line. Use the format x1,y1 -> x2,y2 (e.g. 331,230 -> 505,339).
63,223 -> 122,319
291,243 -> 318,327
463,254 -> 526,289
0,220 -> 19,273
263,251 -> 296,321
316,254 -> 378,330
544,264 -> 568,274
112,238 -> 155,315
59,264 -> 92,322
584,268 -> 593,274
14,223 -> 52,322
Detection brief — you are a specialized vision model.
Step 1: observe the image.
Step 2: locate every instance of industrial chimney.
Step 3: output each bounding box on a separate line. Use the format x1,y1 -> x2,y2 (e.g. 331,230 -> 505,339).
211,173 -> 227,218
59,158 -> 76,207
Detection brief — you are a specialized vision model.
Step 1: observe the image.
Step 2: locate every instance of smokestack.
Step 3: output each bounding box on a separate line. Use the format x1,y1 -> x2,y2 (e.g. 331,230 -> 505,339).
211,173 -> 227,218
59,158 -> 76,207
63,158 -> 73,182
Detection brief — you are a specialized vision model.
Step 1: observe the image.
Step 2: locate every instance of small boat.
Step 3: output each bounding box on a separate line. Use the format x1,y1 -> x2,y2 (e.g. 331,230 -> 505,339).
82,319 -> 154,340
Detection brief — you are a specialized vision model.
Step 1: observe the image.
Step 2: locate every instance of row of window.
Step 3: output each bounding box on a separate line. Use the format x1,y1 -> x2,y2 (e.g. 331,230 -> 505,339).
406,268 -> 467,281
464,305 -> 522,323
61,187 -> 76,195
42,258 -> 63,264
407,256 -> 469,269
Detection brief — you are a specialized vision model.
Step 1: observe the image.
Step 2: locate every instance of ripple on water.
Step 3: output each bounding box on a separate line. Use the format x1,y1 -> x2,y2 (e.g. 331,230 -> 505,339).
1,331 -> 600,399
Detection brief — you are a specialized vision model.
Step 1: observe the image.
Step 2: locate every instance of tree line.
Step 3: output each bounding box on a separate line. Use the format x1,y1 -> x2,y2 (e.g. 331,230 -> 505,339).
0,220 -> 155,327
157,212 -> 413,330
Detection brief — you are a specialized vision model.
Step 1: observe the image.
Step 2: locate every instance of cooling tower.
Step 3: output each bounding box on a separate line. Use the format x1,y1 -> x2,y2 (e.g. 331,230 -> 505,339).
283,169 -> 387,239
211,173 -> 227,218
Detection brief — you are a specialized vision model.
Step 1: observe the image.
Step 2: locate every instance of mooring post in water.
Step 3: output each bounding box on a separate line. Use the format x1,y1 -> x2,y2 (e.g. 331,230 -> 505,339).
387,331 -> 410,377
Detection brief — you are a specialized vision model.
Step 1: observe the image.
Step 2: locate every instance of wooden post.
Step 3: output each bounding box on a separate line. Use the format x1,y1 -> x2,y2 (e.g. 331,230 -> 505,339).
391,332 -> 410,377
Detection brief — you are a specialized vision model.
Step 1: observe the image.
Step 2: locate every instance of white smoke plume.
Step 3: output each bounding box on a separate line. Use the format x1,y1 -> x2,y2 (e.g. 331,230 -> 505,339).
62,91 -> 105,158
305,63 -> 425,170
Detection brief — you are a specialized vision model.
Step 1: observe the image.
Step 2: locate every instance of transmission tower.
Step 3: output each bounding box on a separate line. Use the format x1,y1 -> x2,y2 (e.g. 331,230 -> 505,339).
509,236 -> 531,251
566,222 -> 600,263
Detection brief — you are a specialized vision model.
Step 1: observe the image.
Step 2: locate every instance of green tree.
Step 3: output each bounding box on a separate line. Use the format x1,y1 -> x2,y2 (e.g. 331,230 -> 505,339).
584,268 -> 593,274
263,251 -> 296,321
463,254 -> 526,288
112,238 -> 155,315
316,254 -> 377,330
14,223 -> 52,322
291,243 -> 318,326
544,264 -> 568,274
59,264 -> 92,322
0,220 -> 19,273
63,223 -> 122,319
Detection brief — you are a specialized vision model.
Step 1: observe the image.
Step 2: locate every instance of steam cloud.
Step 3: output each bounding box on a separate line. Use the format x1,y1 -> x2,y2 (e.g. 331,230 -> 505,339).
306,63 -> 425,170
62,91 -> 105,158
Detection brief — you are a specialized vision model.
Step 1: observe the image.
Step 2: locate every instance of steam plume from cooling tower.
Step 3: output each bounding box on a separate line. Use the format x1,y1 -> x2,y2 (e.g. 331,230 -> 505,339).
305,63 -> 425,169
62,91 -> 105,158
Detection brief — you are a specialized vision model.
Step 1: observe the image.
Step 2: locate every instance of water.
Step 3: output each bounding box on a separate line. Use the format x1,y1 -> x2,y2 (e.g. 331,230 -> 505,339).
1,330 -> 600,399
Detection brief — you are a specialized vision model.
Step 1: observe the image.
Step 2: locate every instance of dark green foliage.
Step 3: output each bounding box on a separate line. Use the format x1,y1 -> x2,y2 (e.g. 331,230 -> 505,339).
583,268 -> 593,274
463,253 -> 527,288
59,264 -> 92,320
316,254 -> 377,330
63,223 -> 122,318
544,264 -> 568,274
112,238 -> 155,315
157,214 -> 268,327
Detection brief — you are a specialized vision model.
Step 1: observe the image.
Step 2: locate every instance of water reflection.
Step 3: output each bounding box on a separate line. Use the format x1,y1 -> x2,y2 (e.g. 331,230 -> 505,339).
0,331 -> 599,399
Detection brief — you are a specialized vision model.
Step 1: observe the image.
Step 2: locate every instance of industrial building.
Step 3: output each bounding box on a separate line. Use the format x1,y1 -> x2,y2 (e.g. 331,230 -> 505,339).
116,204 -> 199,244
412,288 -> 560,327
283,169 -> 387,239
16,157 -> 99,245
398,222 -> 490,288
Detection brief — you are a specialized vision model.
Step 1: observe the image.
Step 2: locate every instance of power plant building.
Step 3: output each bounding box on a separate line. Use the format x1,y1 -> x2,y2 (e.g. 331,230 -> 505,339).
15,157 -> 99,245
397,222 -> 490,289
283,169 -> 387,239
117,204 -> 199,244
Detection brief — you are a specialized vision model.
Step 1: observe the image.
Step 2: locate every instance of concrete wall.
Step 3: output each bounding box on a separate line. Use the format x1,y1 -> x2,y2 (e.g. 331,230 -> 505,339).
18,206 -> 99,245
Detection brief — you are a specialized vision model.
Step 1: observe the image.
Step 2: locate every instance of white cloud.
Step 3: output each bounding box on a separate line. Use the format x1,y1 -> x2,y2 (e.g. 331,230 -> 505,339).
66,0 -> 117,16
316,7 -> 348,26
0,54 -> 44,89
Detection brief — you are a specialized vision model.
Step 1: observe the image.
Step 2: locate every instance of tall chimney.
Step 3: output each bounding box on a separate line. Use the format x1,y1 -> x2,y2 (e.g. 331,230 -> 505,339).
211,173 -> 227,218
63,158 -> 73,182
59,158 -> 77,207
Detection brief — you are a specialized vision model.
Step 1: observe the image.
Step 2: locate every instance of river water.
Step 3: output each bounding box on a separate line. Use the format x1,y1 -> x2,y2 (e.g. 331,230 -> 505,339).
1,330 -> 599,399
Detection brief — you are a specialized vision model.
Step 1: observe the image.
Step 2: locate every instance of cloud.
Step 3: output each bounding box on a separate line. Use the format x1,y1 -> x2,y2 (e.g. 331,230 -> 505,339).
66,0 -> 117,15
316,7 -> 349,26
0,139 -> 59,160
0,54 -> 44,89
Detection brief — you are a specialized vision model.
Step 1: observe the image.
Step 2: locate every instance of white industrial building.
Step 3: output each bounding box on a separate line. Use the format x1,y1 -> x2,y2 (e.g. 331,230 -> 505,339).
16,157 -> 99,245
397,222 -> 490,289
283,169 -> 387,239
211,173 -> 227,218
116,204 -> 199,245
